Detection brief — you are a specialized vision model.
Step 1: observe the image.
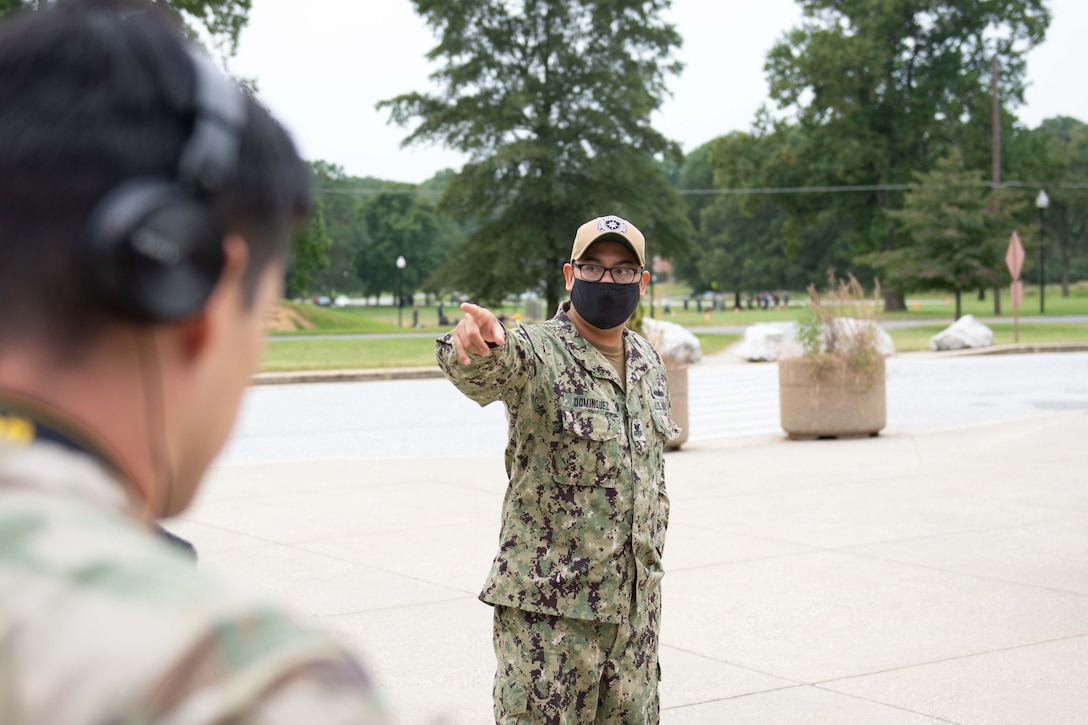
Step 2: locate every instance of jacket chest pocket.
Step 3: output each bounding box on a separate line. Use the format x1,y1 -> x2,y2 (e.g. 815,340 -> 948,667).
651,408 -> 680,443
554,408 -> 623,488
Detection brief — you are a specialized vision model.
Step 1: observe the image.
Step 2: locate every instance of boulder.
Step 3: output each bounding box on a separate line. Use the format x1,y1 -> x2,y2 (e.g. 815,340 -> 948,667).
929,314 -> 993,351
828,318 -> 896,358
733,322 -> 803,362
642,317 -> 702,365
736,319 -> 895,362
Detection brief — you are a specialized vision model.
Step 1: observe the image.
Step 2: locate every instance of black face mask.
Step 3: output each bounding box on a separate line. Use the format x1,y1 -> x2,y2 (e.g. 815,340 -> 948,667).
570,278 -> 641,330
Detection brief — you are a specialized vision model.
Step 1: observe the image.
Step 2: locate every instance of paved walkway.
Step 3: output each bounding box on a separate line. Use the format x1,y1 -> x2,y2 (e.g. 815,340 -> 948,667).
167,397 -> 1088,724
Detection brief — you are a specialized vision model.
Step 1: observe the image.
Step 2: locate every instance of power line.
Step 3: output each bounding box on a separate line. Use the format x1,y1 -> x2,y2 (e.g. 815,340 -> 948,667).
314,187 -> 441,196
313,180 -> 1088,197
677,180 -> 1088,196
679,184 -> 913,195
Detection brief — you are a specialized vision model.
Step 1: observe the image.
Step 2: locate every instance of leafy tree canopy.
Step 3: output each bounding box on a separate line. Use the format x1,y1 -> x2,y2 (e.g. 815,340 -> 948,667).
757,0 -> 1049,307
1029,117 -> 1088,291
380,0 -> 694,309
286,197 -> 332,298
874,149 -> 1024,318
303,162 -> 463,303
0,0 -> 252,56
307,162 -> 372,298
357,183 -> 460,302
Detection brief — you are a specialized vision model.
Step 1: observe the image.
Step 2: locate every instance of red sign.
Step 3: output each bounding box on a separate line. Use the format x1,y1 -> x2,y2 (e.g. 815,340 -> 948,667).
1011,280 -> 1023,307
1006,230 -> 1025,280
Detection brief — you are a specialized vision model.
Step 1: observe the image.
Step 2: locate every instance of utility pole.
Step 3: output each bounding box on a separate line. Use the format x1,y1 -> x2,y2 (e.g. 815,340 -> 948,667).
991,55 -> 1000,187
990,54 -> 1002,315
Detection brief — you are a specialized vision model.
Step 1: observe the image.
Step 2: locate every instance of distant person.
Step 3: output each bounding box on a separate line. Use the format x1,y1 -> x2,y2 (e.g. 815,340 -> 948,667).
437,215 -> 680,723
0,1 -> 389,721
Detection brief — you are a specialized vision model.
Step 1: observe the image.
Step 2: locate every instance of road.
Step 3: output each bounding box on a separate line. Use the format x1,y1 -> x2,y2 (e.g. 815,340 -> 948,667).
216,351 -> 1088,464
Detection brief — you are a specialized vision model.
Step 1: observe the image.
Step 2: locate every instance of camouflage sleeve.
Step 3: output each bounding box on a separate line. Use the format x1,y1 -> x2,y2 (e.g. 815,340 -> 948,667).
144,607 -> 393,725
231,658 -> 391,725
435,326 -> 535,408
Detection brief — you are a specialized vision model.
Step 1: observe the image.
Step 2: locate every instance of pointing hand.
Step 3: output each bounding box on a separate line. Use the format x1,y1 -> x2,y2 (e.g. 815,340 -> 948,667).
451,302 -> 506,365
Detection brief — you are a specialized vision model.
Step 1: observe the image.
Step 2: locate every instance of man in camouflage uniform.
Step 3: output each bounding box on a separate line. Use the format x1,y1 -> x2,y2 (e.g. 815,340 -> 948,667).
437,215 -> 679,724
0,2 -> 389,722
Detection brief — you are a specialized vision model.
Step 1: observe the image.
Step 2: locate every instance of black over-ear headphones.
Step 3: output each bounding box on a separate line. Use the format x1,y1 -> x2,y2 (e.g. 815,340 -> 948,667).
85,50 -> 247,322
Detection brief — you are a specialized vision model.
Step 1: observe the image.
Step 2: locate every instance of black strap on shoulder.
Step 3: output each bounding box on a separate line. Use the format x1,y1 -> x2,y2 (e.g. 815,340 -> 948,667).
0,403 -> 103,461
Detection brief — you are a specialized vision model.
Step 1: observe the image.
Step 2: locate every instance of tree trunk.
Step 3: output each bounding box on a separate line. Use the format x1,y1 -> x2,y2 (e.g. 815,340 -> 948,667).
1060,230 -> 1071,297
993,286 -> 1001,315
954,290 -> 962,320
883,291 -> 906,312
545,258 -> 562,314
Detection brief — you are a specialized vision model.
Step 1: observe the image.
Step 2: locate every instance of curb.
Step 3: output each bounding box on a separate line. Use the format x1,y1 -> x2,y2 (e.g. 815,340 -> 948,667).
911,341 -> 1088,359
252,367 -> 444,385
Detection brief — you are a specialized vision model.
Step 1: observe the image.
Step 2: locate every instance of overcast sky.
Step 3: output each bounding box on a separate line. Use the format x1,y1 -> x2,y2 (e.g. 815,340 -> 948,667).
228,0 -> 1086,185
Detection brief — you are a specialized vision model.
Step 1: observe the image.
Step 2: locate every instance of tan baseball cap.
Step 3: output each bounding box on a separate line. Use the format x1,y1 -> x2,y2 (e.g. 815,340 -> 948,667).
570,215 -> 645,267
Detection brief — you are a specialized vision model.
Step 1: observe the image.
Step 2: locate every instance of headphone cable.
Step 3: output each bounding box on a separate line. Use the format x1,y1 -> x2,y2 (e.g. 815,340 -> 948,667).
136,331 -> 175,517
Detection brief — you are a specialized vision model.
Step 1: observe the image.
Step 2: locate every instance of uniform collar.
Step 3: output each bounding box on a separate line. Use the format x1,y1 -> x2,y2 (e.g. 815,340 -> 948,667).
550,302 -> 655,390
0,439 -> 144,520
0,393 -> 146,519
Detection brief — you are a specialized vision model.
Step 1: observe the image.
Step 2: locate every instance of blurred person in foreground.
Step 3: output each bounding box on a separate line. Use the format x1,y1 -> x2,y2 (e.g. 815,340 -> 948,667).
0,1 -> 389,721
437,215 -> 680,724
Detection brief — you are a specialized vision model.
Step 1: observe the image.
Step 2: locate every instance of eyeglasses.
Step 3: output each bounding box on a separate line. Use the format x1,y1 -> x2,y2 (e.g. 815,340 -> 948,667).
572,263 -> 642,284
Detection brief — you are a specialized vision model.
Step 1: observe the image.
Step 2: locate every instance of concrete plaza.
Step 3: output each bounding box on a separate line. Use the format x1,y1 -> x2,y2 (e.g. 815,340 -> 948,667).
168,373 -> 1088,723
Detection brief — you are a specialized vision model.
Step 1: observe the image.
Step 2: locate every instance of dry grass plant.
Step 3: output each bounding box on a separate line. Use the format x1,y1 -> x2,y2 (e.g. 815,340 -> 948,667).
796,270 -> 884,384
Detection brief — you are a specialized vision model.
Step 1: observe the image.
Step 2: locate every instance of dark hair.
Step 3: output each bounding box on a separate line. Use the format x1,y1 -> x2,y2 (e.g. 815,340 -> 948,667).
0,0 -> 311,354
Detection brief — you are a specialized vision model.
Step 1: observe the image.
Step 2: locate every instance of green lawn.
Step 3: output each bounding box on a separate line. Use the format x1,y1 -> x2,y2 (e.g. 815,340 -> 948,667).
273,300 -> 527,336
283,282 -> 1088,333
645,284 -> 1088,329
694,334 -> 740,357
887,322 -> 1088,352
261,285 -> 1087,372
261,332 -> 745,372
262,337 -> 440,372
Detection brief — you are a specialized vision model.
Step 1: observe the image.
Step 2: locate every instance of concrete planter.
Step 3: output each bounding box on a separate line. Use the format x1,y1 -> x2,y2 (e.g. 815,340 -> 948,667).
778,356 -> 886,440
665,364 -> 689,450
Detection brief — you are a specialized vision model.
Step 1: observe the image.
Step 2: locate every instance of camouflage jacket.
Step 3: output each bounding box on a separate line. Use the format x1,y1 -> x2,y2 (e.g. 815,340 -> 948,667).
436,304 -> 679,624
0,436 -> 390,724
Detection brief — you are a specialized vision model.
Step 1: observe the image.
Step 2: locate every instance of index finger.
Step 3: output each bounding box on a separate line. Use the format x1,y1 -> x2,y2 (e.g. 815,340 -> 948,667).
459,302 -> 505,344
460,302 -> 485,318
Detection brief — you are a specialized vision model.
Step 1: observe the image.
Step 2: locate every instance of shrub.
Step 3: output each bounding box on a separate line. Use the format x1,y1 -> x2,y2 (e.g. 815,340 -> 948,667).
797,271 -> 884,383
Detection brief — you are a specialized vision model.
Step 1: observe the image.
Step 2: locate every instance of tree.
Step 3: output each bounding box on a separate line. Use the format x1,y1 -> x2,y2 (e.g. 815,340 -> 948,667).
762,0 -> 1049,310
878,150 -> 1023,319
307,162 -> 373,297
357,184 -> 461,304
285,198 -> 331,299
380,0 -> 694,310
700,126 -> 857,299
300,164 -> 466,303
1031,117 -> 1088,295
0,1 -> 252,57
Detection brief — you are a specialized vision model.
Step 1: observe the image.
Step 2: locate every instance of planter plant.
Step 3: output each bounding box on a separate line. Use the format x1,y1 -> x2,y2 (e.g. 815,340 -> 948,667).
778,272 -> 887,440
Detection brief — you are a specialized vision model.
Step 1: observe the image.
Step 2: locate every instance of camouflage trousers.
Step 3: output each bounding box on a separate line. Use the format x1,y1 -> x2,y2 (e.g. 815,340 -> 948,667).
491,586 -> 661,725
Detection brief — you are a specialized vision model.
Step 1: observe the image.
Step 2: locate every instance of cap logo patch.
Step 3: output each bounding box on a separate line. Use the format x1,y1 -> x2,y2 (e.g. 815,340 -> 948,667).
598,216 -> 627,234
